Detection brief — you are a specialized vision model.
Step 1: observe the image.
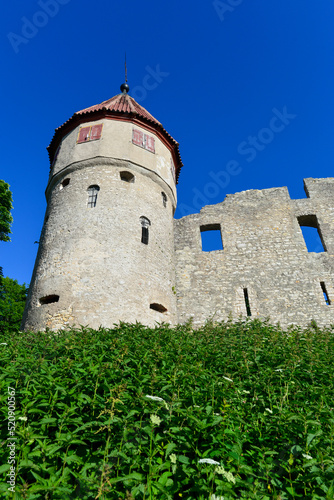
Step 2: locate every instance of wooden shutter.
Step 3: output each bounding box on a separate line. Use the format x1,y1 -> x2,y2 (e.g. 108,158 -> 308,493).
145,134 -> 155,153
132,128 -> 144,147
90,123 -> 103,141
77,126 -> 91,143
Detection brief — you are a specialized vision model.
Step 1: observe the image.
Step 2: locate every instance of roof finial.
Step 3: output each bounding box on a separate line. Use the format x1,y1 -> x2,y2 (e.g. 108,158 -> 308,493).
120,53 -> 130,94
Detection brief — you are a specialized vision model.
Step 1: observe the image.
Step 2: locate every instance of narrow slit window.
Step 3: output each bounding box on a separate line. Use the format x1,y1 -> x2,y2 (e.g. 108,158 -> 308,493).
150,303 -> 167,313
120,171 -> 135,183
320,282 -> 331,305
60,178 -> 70,189
243,288 -> 252,316
87,185 -> 100,208
39,295 -> 59,305
140,216 -> 151,245
200,224 -> 223,251
162,192 -> 167,207
297,215 -> 326,253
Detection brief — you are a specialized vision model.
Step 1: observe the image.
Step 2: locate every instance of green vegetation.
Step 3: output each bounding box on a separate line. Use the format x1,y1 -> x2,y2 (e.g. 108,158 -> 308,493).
1,319 -> 334,499
0,272 -> 28,334
0,180 -> 13,243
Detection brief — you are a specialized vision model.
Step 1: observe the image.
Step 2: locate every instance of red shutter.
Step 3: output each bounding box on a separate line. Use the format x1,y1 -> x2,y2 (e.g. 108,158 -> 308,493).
90,123 -> 103,141
145,134 -> 155,153
132,128 -> 144,147
77,126 -> 91,143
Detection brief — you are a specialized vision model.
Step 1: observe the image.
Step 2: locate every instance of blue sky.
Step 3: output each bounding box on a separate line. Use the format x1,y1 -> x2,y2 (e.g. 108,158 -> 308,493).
1,0 -> 334,284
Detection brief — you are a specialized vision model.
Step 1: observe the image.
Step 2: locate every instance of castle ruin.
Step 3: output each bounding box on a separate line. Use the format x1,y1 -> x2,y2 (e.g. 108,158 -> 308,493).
22,84 -> 334,330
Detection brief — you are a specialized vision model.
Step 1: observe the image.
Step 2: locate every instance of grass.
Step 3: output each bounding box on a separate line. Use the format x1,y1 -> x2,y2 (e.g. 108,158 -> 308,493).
0,318 -> 334,499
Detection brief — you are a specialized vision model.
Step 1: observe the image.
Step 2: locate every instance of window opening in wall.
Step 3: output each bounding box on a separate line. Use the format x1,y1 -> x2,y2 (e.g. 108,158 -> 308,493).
320,282 -> 331,305
297,215 -> 326,253
87,185 -> 100,208
243,288 -> 252,316
120,171 -> 135,183
39,295 -> 59,305
77,124 -> 103,143
132,128 -> 155,153
200,224 -> 223,251
140,216 -> 151,245
162,192 -> 167,207
150,303 -> 167,313
60,178 -> 70,189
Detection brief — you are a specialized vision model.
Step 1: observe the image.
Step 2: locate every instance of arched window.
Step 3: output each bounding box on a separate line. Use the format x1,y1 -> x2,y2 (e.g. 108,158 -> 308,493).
87,185 -> 100,208
60,178 -> 70,190
140,216 -> 151,245
120,171 -> 135,183
161,192 -> 167,207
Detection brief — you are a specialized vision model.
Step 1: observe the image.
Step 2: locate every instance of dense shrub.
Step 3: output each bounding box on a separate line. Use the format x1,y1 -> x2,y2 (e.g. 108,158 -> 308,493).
0,319 -> 334,499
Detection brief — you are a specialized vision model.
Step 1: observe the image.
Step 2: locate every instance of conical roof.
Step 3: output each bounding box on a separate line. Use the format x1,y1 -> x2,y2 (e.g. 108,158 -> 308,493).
48,91 -> 183,182
76,93 -> 162,126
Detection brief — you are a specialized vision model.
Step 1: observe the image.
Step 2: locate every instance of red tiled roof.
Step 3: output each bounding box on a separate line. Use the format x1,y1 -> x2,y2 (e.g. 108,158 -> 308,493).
76,93 -> 162,126
47,92 -> 183,182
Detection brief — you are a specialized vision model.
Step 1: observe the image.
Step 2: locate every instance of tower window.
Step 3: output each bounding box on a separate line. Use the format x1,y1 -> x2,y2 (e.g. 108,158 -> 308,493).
60,178 -> 70,189
77,124 -> 103,143
297,215 -> 326,252
140,216 -> 151,245
150,303 -> 167,313
162,192 -> 167,207
243,288 -> 252,316
120,171 -> 135,183
132,128 -> 155,153
87,185 -> 100,208
200,224 -> 223,251
320,282 -> 331,305
39,295 -> 59,305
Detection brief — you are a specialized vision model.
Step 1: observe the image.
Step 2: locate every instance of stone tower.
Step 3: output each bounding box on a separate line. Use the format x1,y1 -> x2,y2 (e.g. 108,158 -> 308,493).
22,84 -> 182,331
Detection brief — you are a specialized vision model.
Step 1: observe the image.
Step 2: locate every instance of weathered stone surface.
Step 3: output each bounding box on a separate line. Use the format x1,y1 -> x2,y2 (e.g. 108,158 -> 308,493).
174,178 -> 334,328
22,118 -> 177,331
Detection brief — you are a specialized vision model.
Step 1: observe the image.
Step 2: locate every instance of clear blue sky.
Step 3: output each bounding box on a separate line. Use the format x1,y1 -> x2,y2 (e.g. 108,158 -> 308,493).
1,0 -> 334,284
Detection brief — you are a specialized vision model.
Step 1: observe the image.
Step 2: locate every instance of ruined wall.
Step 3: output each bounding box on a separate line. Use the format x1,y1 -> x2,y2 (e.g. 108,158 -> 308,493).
174,178 -> 334,328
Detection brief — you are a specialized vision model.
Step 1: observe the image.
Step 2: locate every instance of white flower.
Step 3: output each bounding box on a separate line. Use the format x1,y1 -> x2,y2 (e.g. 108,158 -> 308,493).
224,470 -> 236,484
169,453 -> 177,464
215,465 -> 235,484
18,416 -> 27,421
265,408 -> 273,414
145,395 -> 164,401
199,458 -> 220,465
275,369 -> 283,372
302,453 -> 313,460
210,495 -> 225,500
0,343 -> 8,345
222,376 -> 233,382
150,414 -> 161,426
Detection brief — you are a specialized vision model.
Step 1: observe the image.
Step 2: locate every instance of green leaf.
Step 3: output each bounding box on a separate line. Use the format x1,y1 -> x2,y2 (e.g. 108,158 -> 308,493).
165,442 -> 176,458
0,463 -> 11,474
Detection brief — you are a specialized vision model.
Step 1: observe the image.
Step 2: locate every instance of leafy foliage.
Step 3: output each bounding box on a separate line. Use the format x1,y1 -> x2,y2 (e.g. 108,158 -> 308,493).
0,276 -> 28,334
0,180 -> 13,242
0,319 -> 334,499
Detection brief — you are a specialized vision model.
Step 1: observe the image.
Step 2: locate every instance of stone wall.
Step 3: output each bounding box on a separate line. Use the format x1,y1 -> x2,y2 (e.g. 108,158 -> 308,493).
174,178 -> 334,328
22,119 -> 177,331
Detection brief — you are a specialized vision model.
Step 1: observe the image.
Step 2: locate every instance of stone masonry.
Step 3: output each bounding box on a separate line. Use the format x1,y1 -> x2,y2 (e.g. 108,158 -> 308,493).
174,177 -> 334,328
21,87 -> 334,331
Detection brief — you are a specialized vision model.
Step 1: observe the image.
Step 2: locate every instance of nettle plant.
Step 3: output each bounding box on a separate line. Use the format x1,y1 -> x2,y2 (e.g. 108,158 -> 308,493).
0,319 -> 334,499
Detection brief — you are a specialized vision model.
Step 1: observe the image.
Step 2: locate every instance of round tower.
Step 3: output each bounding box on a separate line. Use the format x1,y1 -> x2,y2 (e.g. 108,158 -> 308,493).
22,84 -> 182,331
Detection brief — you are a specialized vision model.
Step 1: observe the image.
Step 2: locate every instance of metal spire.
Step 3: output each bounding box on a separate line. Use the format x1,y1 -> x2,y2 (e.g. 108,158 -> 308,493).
120,53 -> 130,94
